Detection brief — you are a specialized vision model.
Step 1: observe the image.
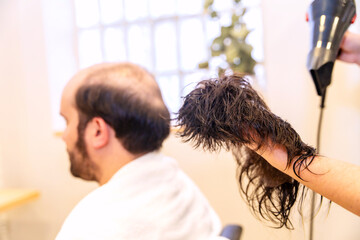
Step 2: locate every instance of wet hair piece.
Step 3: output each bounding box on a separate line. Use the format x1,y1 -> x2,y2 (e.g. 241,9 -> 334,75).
176,74 -> 318,229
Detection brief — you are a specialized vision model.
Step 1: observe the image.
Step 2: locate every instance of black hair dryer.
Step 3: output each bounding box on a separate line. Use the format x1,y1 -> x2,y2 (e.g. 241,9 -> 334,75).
307,0 -> 356,98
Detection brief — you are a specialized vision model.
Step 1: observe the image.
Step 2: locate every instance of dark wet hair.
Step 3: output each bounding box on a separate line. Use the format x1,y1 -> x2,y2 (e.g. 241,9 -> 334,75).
177,74 -> 319,229
75,84 -> 170,154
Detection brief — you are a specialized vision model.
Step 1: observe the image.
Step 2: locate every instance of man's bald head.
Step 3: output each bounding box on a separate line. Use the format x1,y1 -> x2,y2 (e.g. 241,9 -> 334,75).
68,62 -> 170,154
65,62 -> 164,108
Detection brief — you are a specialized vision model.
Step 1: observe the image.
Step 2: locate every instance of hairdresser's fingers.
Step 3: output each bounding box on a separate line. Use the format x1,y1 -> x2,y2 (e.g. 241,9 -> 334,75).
244,143 -> 257,151
247,143 -> 289,171
338,32 -> 360,65
340,31 -> 350,49
338,51 -> 360,65
340,31 -> 360,52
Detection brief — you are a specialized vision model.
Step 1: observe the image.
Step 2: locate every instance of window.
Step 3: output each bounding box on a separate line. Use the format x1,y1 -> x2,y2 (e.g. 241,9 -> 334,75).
44,0 -> 264,131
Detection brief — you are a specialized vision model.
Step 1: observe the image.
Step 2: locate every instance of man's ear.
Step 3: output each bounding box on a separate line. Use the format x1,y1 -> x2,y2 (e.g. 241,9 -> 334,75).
86,117 -> 110,149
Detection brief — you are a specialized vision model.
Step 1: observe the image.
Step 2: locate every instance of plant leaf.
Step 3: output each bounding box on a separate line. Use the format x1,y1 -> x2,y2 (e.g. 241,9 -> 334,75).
239,8 -> 246,17
231,13 -> 240,25
198,61 -> 209,69
225,44 -> 239,63
238,43 -> 253,55
211,36 -> 225,56
211,11 -> 218,18
220,26 -> 231,37
231,25 -> 251,40
204,0 -> 214,9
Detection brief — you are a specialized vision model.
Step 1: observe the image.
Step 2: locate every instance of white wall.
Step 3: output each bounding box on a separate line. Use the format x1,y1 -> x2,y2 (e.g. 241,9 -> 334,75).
0,146 -> 3,187
262,1 -> 360,240
0,0 -> 359,240
0,1 -> 97,239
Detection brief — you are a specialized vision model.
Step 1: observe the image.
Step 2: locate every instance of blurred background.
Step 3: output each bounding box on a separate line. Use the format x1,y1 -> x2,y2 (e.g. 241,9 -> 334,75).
0,0 -> 360,239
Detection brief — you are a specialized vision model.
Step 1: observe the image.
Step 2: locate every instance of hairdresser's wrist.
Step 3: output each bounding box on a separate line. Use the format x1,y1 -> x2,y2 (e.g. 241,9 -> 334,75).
253,145 -> 327,181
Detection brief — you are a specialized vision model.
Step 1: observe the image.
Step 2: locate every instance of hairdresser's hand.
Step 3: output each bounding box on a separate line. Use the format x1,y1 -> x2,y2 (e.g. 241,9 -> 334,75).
338,31 -> 360,65
246,142 -> 289,171
249,142 -> 360,216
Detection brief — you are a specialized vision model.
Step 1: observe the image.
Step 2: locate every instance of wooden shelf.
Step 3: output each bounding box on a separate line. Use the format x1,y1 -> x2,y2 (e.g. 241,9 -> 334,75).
0,189 -> 40,212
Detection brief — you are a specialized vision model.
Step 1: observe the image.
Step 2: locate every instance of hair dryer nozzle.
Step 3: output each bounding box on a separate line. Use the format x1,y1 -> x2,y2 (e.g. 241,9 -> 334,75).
307,0 -> 356,96
310,62 -> 333,96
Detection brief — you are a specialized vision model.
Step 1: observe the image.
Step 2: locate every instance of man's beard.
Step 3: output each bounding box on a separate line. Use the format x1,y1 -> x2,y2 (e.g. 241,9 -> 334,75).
67,126 -> 98,182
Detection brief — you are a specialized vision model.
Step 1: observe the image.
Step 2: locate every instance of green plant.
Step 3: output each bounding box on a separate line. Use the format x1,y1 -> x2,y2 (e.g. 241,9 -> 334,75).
199,0 -> 257,76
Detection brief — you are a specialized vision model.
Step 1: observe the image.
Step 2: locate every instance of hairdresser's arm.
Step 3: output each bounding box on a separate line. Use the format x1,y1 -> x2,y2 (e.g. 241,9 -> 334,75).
338,31 -> 360,65
253,144 -> 360,216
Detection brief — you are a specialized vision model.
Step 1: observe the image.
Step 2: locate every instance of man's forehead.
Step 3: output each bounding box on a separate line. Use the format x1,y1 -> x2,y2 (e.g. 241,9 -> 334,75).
61,73 -> 85,105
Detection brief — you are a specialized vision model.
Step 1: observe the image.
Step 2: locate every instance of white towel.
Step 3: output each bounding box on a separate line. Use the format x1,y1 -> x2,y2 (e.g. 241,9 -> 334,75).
56,152 -> 222,240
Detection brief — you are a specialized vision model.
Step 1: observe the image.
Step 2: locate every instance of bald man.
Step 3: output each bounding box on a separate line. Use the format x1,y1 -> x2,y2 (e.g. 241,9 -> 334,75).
56,62 -> 221,240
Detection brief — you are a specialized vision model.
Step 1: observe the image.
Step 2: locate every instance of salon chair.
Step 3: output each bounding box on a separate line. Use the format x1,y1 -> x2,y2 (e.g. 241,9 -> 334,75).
219,224 -> 243,240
